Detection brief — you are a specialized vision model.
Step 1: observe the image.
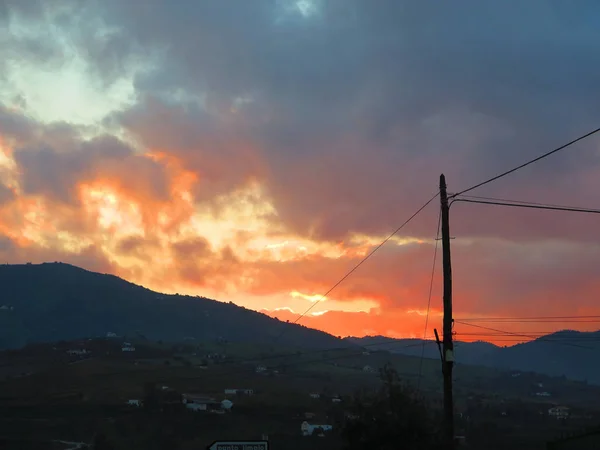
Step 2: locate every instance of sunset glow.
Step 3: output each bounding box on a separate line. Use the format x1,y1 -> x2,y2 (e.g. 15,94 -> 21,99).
0,1 -> 599,347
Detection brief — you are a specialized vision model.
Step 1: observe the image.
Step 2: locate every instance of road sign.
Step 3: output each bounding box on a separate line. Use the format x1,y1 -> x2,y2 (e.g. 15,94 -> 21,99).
207,441 -> 268,450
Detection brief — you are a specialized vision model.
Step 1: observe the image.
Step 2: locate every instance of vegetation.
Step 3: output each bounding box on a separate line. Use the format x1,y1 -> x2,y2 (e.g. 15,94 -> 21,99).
342,365 -> 441,450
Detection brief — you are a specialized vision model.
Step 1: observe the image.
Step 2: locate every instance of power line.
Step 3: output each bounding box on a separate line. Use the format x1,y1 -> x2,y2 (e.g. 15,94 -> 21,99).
417,207 -> 441,391
455,194 -> 600,211
452,198 -> 600,215
454,321 -> 595,350
276,191 -> 440,338
451,126 -> 600,198
456,320 -> 600,324
457,315 -> 600,321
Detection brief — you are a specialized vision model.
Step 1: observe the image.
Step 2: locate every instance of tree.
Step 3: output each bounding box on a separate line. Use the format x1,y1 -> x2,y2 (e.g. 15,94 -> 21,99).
143,381 -> 159,410
341,364 -> 441,450
92,431 -> 115,450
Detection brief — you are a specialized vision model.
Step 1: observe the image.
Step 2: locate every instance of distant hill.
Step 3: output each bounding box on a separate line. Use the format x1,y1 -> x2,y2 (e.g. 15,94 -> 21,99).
346,331 -> 600,385
0,262 -> 352,351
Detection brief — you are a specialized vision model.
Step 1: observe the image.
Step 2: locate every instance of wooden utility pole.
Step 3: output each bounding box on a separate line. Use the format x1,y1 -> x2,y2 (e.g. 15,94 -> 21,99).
440,174 -> 455,449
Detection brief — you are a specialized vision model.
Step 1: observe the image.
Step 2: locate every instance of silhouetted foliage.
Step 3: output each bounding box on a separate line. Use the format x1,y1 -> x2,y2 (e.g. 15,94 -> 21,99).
342,364 -> 441,450
143,382 -> 159,411
92,431 -> 115,450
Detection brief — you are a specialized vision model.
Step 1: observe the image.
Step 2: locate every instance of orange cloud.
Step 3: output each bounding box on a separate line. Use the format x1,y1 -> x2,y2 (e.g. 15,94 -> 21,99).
0,99 -> 599,348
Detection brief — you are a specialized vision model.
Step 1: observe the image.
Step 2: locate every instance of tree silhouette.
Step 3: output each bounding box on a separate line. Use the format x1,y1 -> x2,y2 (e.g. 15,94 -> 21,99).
92,431 -> 115,450
342,364 -> 441,450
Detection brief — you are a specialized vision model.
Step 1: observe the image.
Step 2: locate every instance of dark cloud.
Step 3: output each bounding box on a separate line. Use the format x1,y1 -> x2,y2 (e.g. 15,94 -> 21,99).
1,0 -> 600,331
14,135 -> 130,202
82,0 -> 600,242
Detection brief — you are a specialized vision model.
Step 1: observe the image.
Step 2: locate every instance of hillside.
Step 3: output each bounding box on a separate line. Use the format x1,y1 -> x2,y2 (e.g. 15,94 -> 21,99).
0,263 -> 351,351
347,332 -> 600,385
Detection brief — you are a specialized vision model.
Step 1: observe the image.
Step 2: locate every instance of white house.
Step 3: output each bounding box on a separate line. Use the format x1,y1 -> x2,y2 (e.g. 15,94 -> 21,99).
186,403 -> 207,411
224,388 -> 253,395
255,365 -> 267,373
363,365 -> 376,373
127,399 -> 141,407
548,406 -> 570,419
182,394 -> 223,412
536,391 -> 551,397
332,397 -> 342,403
221,399 -> 233,410
309,393 -> 320,399
122,346 -> 135,352
106,332 -> 117,338
301,421 -> 333,436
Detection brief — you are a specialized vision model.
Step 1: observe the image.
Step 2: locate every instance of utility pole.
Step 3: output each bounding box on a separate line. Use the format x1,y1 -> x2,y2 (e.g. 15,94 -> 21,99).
440,174 -> 455,450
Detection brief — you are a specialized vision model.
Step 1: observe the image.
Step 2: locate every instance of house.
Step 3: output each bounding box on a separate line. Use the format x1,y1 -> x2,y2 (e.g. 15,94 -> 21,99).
255,365 -> 267,373
536,391 -> 551,397
182,394 -> 220,411
309,393 -> 320,399
549,406 -> 570,420
122,346 -> 135,352
106,332 -> 117,338
363,365 -> 376,373
224,388 -> 253,395
127,399 -> 141,407
362,351 -> 370,355
301,421 -> 333,436
332,397 -> 342,403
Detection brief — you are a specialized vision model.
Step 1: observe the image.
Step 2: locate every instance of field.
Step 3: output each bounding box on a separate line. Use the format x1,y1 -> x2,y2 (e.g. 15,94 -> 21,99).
0,338 -> 599,449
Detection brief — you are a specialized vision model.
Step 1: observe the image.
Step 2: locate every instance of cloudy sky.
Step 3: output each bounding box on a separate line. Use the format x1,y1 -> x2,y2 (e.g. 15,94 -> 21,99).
1,0 -> 599,344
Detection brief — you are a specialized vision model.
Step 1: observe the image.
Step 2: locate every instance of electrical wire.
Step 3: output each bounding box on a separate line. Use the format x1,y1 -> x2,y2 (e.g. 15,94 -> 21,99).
451,126 -> 600,198
452,198 -> 600,215
274,191 -> 440,341
457,315 -> 600,321
455,194 -> 599,211
417,207 -> 441,391
454,321 -> 595,350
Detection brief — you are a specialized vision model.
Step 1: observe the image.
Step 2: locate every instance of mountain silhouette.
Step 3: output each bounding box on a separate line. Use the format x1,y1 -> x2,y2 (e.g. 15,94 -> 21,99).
0,262 -> 349,350
347,332 -> 600,385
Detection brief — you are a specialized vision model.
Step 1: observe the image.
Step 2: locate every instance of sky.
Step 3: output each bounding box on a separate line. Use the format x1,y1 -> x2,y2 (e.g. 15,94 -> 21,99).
1,0 -> 600,345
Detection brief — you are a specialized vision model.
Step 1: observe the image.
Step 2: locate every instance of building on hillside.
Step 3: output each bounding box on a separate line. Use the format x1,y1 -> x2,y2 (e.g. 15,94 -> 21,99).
255,365 -> 267,373
332,397 -> 342,403
309,393 -> 320,399
301,421 -> 333,436
549,406 -> 570,420
182,394 -> 221,412
127,399 -> 141,407
122,345 -> 135,352
106,332 -> 117,338
536,391 -> 551,397
363,365 -> 376,373
224,388 -> 253,395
